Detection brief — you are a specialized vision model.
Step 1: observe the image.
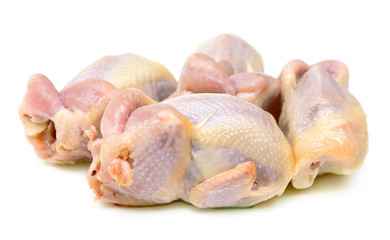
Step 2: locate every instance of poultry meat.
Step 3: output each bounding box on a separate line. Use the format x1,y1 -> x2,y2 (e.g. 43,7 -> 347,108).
71,53 -> 177,101
278,60 -> 368,189
87,89 -> 295,208
175,34 -> 280,110
19,54 -> 177,163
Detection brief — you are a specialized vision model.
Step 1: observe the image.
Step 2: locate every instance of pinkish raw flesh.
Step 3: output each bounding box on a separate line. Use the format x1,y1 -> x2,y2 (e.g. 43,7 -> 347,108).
278,60 -> 368,189
19,74 -> 117,163
87,89 -> 294,208
175,34 -> 280,110
19,54 -> 177,164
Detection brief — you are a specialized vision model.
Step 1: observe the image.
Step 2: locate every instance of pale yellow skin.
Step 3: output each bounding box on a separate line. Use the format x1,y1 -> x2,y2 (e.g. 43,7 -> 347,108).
20,54 -> 177,164
19,76 -> 117,164
71,53 -> 177,101
196,33 -> 264,74
87,89 -> 295,208
175,34 -> 279,110
279,60 -> 368,189
166,94 -> 294,207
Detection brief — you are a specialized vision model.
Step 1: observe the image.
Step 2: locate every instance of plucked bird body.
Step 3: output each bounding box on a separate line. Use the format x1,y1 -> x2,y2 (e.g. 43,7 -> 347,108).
19,54 -> 177,163
279,60 -> 368,189
71,53 -> 177,101
175,34 -> 280,110
87,89 -> 295,208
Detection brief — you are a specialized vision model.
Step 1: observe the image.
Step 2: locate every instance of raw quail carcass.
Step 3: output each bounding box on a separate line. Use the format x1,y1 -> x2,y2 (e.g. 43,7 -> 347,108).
174,34 -> 279,110
71,53 -> 177,101
269,59 -> 349,121
19,54 -> 177,164
19,74 -> 117,163
87,89 -> 294,208
279,60 -> 368,189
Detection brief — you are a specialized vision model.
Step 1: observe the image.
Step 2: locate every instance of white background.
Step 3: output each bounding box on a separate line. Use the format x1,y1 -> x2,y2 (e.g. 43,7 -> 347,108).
1,0 -> 389,239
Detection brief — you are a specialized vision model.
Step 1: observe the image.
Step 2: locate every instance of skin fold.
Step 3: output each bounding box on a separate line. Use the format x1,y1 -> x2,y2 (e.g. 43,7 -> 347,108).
19,54 -> 177,164
87,89 -> 294,208
174,34 -> 280,110
278,60 -> 368,189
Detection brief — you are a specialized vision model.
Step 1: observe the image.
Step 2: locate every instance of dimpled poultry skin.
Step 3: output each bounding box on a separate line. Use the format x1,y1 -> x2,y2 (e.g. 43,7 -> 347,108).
175,34 -> 280,110
279,60 -> 368,189
19,54 -> 177,164
87,89 -> 295,208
